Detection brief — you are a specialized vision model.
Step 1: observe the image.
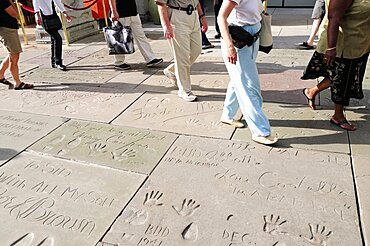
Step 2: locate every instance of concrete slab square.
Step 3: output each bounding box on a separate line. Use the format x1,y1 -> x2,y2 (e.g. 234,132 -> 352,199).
232,102 -> 350,153
137,71 -> 229,97
101,136 -> 362,246
4,64 -> 39,80
30,120 -> 177,174
20,68 -> 118,86
259,69 -> 318,104
0,85 -> 143,122
111,92 -> 237,139
0,152 -> 146,245
352,155 -> 370,243
346,110 -> 370,157
20,45 -> 105,68
0,110 -> 65,165
103,70 -> 157,90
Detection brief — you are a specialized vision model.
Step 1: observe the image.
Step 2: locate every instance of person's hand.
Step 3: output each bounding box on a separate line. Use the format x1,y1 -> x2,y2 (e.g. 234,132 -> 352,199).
227,44 -> 237,64
111,10 -> 119,21
35,12 -> 42,25
200,16 -> 208,32
324,48 -> 336,66
163,24 -> 174,39
64,12 -> 72,23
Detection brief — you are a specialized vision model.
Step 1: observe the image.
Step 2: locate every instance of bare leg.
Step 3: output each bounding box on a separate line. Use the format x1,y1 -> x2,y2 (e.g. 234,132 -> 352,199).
306,18 -> 321,46
303,77 -> 330,109
9,53 -> 22,87
0,56 -> 10,79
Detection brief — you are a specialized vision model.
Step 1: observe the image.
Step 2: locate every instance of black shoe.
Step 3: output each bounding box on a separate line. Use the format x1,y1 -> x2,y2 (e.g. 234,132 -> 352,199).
214,33 -> 221,39
52,63 -> 56,68
146,58 -> 163,67
114,63 -> 131,70
56,64 -> 67,71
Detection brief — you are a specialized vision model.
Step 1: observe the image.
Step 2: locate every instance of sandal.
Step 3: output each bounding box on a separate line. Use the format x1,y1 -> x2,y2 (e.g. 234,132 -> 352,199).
298,42 -> 314,50
302,88 -> 316,110
330,118 -> 357,131
0,78 -> 12,86
14,82 -> 34,90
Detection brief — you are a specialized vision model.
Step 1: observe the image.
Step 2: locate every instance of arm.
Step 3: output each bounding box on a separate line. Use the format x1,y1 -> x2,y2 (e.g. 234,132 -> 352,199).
325,0 -> 353,65
53,0 -> 72,22
197,2 -> 208,32
156,2 -> 174,39
32,0 -> 42,25
217,0 -> 237,64
4,1 -> 19,19
108,0 -> 119,21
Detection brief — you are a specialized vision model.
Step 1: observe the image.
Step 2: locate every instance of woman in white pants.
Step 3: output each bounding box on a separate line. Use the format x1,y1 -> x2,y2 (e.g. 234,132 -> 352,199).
218,0 -> 277,145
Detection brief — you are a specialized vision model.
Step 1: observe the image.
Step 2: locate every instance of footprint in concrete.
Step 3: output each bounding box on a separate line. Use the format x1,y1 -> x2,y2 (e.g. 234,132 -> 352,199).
181,223 -> 198,242
122,207 -> 148,225
49,135 -> 66,145
10,233 -> 34,245
38,237 -> 54,245
67,137 -> 82,148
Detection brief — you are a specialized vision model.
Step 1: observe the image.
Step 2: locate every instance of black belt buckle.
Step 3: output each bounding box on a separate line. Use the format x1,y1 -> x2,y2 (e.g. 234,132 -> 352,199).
186,4 -> 194,15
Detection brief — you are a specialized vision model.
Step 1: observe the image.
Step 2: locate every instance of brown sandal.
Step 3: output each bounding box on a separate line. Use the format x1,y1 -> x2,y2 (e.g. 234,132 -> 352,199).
14,82 -> 34,90
330,118 -> 357,131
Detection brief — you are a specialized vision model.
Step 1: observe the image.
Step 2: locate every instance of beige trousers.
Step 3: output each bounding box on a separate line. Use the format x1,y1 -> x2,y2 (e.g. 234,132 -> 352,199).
166,9 -> 202,93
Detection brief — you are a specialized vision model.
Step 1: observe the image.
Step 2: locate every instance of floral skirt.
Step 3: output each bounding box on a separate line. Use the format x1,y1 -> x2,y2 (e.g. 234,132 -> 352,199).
301,51 -> 369,106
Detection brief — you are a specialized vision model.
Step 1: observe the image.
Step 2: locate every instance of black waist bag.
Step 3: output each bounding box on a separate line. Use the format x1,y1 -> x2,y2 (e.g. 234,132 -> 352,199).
42,13 -> 62,31
228,25 -> 259,49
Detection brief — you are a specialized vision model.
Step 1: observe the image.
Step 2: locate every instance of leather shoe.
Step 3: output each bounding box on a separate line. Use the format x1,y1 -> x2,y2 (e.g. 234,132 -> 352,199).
55,64 -> 67,71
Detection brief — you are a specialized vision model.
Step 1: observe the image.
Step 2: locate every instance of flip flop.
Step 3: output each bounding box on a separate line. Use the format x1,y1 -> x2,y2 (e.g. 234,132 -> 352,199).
330,118 -> 357,131
0,78 -> 12,86
298,42 -> 314,50
14,82 -> 34,90
302,88 -> 316,110
0,78 -> 14,89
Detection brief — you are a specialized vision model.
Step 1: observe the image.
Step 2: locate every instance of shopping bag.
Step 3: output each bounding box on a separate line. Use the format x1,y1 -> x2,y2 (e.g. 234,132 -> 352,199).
103,21 -> 135,55
259,11 -> 273,54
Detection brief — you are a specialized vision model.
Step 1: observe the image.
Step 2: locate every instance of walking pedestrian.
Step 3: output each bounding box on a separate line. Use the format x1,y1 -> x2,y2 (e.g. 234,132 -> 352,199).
218,0 -> 278,145
156,0 -> 208,102
301,0 -> 370,131
213,0 -> 223,39
200,0 -> 214,50
0,0 -> 33,90
108,0 -> 163,70
298,0 -> 325,50
33,0 -> 71,71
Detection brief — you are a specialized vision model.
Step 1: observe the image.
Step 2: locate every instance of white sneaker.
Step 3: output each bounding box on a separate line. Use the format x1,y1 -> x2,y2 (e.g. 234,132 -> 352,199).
178,90 -> 197,102
163,68 -> 177,87
252,135 -> 278,145
220,118 -> 244,128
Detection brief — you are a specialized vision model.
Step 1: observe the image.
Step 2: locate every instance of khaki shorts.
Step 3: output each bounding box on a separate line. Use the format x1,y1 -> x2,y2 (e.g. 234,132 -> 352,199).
0,27 -> 22,53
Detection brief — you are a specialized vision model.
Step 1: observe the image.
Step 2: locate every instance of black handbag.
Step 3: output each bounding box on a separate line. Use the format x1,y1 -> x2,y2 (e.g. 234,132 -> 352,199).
228,25 -> 259,49
42,13 -> 62,30
41,3 -> 62,31
103,21 -> 135,55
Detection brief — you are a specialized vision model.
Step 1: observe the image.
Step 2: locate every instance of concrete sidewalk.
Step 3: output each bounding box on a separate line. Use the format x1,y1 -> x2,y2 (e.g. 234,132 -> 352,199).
0,8 -> 369,245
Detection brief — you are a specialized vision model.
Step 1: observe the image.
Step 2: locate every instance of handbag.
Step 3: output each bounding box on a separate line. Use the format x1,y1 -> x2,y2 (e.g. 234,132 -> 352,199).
228,25 -> 259,49
41,3 -> 62,31
103,21 -> 135,55
42,13 -> 62,31
259,12 -> 273,54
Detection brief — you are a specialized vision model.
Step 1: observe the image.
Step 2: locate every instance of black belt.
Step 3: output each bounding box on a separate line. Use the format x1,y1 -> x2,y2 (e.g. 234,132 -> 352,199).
168,4 -> 196,15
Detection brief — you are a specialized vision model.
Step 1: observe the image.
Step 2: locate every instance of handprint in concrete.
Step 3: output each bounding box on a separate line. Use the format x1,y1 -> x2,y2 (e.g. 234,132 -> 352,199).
144,190 -> 164,207
301,224 -> 332,246
89,143 -> 107,156
263,214 -> 288,235
173,199 -> 200,217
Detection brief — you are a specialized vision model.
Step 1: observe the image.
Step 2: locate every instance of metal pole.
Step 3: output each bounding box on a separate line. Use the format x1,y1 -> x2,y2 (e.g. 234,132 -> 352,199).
263,0 -> 268,12
101,0 -> 108,27
60,12 -> 70,46
15,1 -> 28,45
